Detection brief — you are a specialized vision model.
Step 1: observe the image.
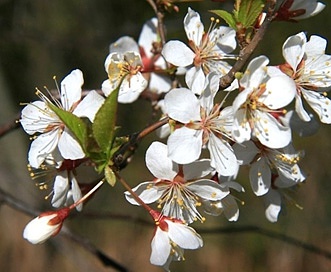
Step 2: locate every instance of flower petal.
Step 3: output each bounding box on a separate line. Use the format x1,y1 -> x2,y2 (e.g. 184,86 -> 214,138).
250,157 -> 271,196
20,101 -> 58,135
167,220 -> 203,249
282,32 -> 306,71
28,130 -> 60,168
167,127 -> 202,164
264,189 -> 281,223
184,8 -> 203,46
188,179 -> 229,201
164,88 -> 201,123
73,90 -> 105,122
58,129 -> 85,159
208,133 -> 239,177
52,172 -> 69,208
124,181 -> 164,205
146,142 -> 178,180
60,69 -> 84,111
182,159 -> 212,180
150,228 -> 171,266
162,40 -> 195,67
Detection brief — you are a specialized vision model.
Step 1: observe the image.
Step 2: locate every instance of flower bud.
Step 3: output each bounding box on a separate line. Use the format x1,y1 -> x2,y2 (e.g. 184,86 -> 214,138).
23,208 -> 70,244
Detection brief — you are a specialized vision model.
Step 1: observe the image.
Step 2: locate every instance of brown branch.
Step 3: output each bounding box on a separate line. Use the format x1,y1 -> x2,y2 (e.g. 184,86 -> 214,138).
198,225 -> 331,261
219,2 -> 277,90
0,113 -> 20,138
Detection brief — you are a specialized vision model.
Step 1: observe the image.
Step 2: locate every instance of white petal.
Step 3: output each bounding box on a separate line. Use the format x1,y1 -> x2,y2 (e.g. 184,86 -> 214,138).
250,158 -> 271,196
150,228 -> 171,266
302,89 -> 331,124
188,179 -> 229,201
232,108 -> 252,143
223,196 -> 240,221
164,88 -> 201,123
73,90 -> 105,122
71,176 -> 83,211
185,67 -> 206,95
52,172 -> 69,208
182,159 -> 212,180
292,2 -> 325,19
138,18 -> 158,58
20,101 -> 58,135
101,79 -> 112,97
124,181 -> 164,205
60,69 -> 83,111
262,75 -> 296,109
167,220 -> 203,249
240,56 -> 269,89
208,134 -> 239,177
233,141 -> 260,165
109,36 -> 139,54
146,142 -> 178,180
149,73 -> 172,94
264,189 -> 281,223
199,73 -> 219,112
254,111 -> 292,149
23,214 -> 60,244
58,129 -> 85,159
215,26 -> 237,54
305,35 -> 327,56
162,40 -> 195,67
295,93 -> 311,122
118,73 -> 147,103
232,88 -> 251,113
167,127 -> 202,164
282,32 -> 306,71
28,130 -> 60,168
184,8 -> 203,46
303,54 -> 331,88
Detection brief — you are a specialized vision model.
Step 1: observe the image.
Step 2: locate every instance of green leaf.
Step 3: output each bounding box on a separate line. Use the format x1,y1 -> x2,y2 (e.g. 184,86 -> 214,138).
237,0 -> 265,28
210,10 -> 237,30
92,83 -> 120,156
105,165 -> 116,187
48,103 -> 88,152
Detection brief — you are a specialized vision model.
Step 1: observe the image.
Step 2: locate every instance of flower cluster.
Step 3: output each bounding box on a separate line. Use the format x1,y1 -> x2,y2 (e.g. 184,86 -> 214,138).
19,1 -> 329,271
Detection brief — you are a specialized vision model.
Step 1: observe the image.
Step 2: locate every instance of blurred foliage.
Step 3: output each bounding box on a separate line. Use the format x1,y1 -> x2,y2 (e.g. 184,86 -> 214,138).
0,0 -> 331,272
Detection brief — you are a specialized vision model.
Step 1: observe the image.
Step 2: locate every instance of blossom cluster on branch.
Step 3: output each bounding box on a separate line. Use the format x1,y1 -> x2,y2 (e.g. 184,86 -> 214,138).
18,0 -> 329,271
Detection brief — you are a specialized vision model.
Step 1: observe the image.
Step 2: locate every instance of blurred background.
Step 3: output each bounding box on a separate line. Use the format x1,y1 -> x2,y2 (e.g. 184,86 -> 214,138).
0,0 -> 331,271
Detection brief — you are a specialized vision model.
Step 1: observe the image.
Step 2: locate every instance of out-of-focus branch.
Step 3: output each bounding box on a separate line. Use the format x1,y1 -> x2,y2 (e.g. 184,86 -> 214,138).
199,225 -> 331,261
0,187 -> 128,272
0,113 -> 20,138
1,184 -> 331,265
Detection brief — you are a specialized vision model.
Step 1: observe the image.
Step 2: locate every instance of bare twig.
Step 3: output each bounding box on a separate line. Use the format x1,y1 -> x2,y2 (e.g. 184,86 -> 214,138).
0,113 -> 20,138
198,225 -> 331,261
219,2 -> 277,90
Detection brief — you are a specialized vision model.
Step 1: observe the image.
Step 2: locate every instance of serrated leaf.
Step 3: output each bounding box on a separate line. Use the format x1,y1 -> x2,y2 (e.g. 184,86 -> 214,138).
105,165 -> 116,187
92,84 -> 119,156
48,103 -> 88,152
237,0 -> 265,27
210,10 -> 237,30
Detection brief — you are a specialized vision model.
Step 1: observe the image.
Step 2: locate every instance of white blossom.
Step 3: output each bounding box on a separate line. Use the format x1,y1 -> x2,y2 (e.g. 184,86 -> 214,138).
162,7 -> 237,94
125,141 -> 229,224
20,69 -> 105,168
232,56 -> 296,148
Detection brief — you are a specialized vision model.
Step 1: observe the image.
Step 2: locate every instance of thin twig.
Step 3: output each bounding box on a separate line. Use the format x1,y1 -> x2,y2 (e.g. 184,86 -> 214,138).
198,225 -> 331,261
0,113 -> 20,138
219,2 -> 277,90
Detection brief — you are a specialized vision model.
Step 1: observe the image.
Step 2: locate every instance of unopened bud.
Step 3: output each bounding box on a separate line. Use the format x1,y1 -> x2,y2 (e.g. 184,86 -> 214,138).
23,208 -> 70,244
